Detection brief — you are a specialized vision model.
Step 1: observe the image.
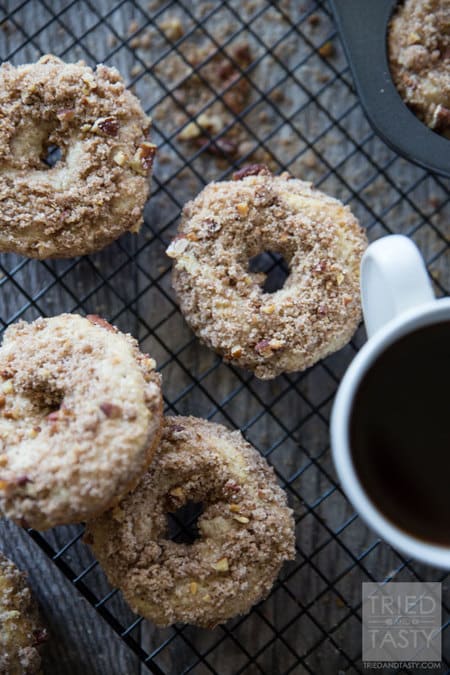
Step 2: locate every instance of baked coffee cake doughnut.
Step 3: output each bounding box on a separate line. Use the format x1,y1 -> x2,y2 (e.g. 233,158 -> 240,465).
167,166 -> 367,379
86,416 -> 295,628
0,55 -> 156,258
0,314 -> 162,530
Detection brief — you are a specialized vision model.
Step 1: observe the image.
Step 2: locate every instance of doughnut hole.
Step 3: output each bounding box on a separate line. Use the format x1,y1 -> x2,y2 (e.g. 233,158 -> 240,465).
166,501 -> 204,545
42,143 -> 63,168
248,250 -> 290,293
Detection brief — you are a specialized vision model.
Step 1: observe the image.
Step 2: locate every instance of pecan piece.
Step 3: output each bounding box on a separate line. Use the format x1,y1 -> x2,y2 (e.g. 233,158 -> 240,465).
100,403 -> 122,419
212,557 -> 229,572
130,142 -> 157,175
91,116 -> 119,137
170,425 -> 186,433
255,338 -> 286,355
56,108 -> 75,122
86,315 -> 116,333
224,479 -> 241,493
232,164 -> 271,180
196,137 -> 237,157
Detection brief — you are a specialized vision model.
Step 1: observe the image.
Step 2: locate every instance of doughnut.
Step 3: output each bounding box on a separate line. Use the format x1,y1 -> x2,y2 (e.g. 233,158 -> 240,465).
166,166 -> 367,379
388,0 -> 450,137
85,416 -> 295,628
0,55 -> 156,259
0,552 -> 46,674
0,313 -> 162,530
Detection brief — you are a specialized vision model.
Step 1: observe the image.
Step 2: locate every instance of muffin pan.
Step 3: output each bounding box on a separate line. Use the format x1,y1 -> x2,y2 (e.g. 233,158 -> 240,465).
330,0 -> 450,177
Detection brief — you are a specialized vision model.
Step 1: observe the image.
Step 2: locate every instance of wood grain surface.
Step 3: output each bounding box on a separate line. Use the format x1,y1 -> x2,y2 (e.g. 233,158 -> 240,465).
0,0 -> 448,674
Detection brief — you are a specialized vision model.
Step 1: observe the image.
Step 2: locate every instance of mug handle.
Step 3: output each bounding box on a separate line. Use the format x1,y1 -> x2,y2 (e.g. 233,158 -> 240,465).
361,234 -> 435,338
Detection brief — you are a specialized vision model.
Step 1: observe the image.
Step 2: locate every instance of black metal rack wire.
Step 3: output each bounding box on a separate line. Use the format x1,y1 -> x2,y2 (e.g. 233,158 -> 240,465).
0,1 -> 449,673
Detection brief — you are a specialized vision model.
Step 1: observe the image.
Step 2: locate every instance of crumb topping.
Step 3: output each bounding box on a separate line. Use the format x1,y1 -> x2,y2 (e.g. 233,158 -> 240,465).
86,416 -> 295,628
0,314 -> 162,530
388,0 -> 450,137
167,170 -> 367,379
0,553 -> 46,675
0,55 -> 156,258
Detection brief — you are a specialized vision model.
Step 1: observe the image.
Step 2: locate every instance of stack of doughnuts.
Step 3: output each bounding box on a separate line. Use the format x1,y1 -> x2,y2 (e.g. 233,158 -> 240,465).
0,54 -> 368,634
0,313 -> 295,628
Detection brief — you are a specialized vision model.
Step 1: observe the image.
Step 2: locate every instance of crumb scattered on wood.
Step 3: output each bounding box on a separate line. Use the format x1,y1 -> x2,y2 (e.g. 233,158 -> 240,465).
160,17 -> 184,41
128,19 -> 140,35
318,41 -> 335,58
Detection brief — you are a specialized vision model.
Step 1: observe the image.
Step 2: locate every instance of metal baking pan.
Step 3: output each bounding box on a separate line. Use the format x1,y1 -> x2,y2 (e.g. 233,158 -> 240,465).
330,0 -> 450,177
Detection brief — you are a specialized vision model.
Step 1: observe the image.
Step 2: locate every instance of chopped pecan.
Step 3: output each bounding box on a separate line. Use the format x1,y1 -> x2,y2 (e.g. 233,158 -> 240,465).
166,236 -> 189,258
308,13 -> 320,26
129,142 -> 157,175
100,403 -> 122,419
2,380 -> 13,394
205,219 -> 221,234
234,44 -> 252,66
318,41 -> 334,58
32,629 -> 48,646
254,339 -> 271,354
113,150 -> 127,167
86,315 -> 116,332
212,557 -> 229,572
16,475 -> 32,486
255,338 -> 285,355
170,425 -> 186,433
92,116 -> 119,137
84,532 -> 94,545
236,202 -> 249,216
0,476 -> 31,490
232,164 -> 271,180
313,260 -> 327,274
160,17 -> 184,41
196,137 -> 237,157
169,486 -> 184,499
56,108 -> 75,122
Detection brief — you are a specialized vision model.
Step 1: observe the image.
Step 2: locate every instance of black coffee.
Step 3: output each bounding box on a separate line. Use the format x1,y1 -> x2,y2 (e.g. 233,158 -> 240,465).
350,320 -> 450,547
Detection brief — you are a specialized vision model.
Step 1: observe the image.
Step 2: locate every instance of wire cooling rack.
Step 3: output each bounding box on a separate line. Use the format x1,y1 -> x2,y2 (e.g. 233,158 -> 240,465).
0,0 -> 449,673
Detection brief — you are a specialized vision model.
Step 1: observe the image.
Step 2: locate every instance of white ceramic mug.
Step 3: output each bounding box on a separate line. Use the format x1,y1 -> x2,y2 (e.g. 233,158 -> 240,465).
331,234 -> 450,568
